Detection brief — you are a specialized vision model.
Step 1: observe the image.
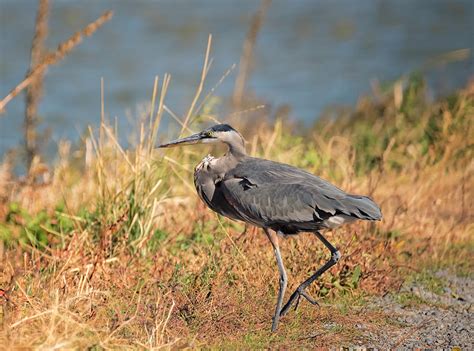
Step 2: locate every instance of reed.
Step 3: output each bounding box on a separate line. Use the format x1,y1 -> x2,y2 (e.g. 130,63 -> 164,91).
0,67 -> 472,348
233,0 -> 272,109
0,10 -> 113,114
24,0 -> 49,170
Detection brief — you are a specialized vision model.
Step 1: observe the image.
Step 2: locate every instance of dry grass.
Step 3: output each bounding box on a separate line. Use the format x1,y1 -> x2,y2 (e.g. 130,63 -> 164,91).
0,70 -> 472,348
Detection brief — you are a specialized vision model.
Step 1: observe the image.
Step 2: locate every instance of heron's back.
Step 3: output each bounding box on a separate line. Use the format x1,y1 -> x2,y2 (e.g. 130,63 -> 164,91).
219,157 -> 382,233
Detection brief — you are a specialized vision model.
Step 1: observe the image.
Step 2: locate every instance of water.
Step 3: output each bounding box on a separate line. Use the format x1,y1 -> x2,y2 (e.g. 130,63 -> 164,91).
1,0 -> 473,161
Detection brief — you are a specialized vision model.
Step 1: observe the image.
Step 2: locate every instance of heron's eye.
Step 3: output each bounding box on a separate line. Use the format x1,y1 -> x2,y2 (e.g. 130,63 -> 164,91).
206,131 -> 214,137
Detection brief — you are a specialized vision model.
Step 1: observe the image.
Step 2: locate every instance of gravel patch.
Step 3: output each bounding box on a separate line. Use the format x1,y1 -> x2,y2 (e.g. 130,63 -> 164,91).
366,270 -> 473,349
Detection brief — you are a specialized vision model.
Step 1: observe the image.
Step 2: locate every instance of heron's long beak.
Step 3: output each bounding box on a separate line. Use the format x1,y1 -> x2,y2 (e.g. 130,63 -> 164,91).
158,132 -> 210,148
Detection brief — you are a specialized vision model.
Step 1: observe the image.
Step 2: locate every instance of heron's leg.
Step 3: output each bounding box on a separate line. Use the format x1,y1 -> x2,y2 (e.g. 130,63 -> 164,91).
280,231 -> 340,317
264,228 -> 288,332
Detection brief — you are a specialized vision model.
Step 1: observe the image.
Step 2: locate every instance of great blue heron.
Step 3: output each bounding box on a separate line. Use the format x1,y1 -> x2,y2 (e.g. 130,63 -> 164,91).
159,124 -> 382,332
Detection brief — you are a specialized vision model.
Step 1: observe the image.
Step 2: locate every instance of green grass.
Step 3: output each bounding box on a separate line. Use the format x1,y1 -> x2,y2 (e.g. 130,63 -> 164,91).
409,270 -> 446,295
393,291 -> 429,308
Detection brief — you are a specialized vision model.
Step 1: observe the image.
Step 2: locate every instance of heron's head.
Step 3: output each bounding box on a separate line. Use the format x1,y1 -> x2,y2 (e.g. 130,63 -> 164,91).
158,124 -> 245,151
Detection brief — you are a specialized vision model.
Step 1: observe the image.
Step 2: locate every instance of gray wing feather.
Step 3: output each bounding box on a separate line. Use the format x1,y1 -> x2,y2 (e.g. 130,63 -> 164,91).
223,157 -> 382,227
221,179 -> 317,226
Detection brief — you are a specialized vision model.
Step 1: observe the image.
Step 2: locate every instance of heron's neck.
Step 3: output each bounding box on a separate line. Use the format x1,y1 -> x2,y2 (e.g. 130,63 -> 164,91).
226,140 -> 247,160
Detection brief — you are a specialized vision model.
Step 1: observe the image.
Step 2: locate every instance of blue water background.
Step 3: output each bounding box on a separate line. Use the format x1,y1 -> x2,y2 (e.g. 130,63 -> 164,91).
1,0 -> 473,161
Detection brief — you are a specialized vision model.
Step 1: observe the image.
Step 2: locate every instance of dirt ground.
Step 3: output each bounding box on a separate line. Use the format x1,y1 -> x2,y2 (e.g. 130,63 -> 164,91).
358,270 -> 473,349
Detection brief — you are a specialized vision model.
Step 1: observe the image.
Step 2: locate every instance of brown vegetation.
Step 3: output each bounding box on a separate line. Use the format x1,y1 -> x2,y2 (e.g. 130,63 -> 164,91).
0,71 -> 472,347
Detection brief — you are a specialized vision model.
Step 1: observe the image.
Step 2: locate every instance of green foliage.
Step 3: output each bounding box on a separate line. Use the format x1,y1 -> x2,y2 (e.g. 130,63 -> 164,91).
392,270 -> 448,308
2,203 -> 55,248
393,291 -> 426,307
0,202 -> 93,249
316,74 -> 473,174
351,265 -> 362,288
407,270 -> 446,295
148,228 -> 168,251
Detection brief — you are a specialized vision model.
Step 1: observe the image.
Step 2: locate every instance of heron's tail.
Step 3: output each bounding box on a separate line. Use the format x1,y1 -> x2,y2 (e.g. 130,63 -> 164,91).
345,195 -> 382,221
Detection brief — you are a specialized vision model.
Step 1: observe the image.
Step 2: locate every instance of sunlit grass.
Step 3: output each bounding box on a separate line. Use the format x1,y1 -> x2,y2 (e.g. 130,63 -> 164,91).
0,74 -> 473,348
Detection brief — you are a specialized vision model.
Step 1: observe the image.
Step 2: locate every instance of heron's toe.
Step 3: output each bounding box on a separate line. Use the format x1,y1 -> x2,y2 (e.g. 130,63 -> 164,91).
299,289 -> 319,306
280,288 -> 319,317
293,288 -> 319,311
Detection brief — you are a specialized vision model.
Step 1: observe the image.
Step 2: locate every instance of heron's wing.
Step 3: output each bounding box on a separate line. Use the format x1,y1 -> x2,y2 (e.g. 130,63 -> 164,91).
230,158 -> 348,196
223,157 -> 382,224
220,179 -> 324,226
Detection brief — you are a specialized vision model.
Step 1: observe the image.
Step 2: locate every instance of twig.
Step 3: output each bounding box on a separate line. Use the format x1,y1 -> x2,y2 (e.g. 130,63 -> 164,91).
25,0 -> 49,169
9,310 -> 53,329
0,10 -> 113,114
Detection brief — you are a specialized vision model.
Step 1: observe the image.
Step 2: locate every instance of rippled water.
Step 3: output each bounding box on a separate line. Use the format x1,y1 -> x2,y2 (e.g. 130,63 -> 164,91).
1,0 -> 473,159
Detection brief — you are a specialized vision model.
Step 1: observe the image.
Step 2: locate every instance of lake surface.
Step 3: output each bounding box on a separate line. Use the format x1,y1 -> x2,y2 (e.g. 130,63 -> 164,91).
1,0 -> 473,161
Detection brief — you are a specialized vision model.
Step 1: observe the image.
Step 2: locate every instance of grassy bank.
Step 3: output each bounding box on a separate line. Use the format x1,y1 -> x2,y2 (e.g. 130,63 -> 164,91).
0,75 -> 473,348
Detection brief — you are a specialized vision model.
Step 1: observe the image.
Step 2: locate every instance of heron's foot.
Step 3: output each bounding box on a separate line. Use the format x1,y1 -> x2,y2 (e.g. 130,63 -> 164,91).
294,289 -> 319,310
271,314 -> 280,333
280,287 -> 319,317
